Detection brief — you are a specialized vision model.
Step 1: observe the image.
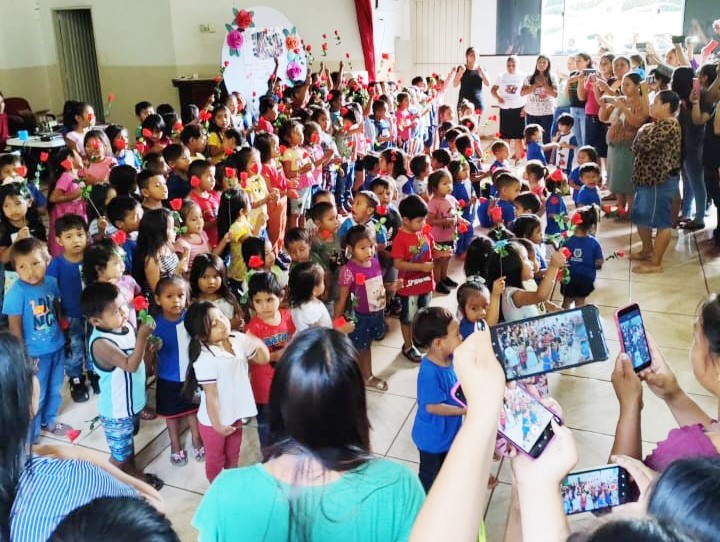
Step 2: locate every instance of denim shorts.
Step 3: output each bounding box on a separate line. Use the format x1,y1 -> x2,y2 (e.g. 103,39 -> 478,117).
631,175 -> 680,230
349,311 -> 385,351
101,415 -> 140,462
400,292 -> 432,325
289,187 -> 312,215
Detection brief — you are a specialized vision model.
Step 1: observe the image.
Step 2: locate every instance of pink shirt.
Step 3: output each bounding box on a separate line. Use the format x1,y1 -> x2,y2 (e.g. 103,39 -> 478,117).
175,231 -> 210,268
80,156 -> 117,183
584,79 -> 600,115
48,172 -> 87,256
427,194 -> 458,243
190,190 -> 220,247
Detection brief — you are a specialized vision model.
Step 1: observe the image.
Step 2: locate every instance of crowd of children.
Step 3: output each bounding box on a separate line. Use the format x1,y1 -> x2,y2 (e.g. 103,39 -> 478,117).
0,56 -> 620,497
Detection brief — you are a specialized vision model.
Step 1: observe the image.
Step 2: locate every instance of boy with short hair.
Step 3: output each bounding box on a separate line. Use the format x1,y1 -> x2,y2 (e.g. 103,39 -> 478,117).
514,192 -> 543,216
337,191 -> 387,249
366,100 -> 392,152
107,196 -> 143,272
488,173 -> 522,227
576,162 -> 602,207
81,281 -> 164,489
284,227 -> 311,268
553,113 -> 578,175
391,195 -> 435,363
47,214 -> 94,402
163,143 -> 191,200
4,237 -> 75,440
409,154 -> 431,201
180,124 -> 208,162
109,164 -> 138,199
0,153 -> 48,213
489,140 -> 511,172
137,171 -> 168,211
134,101 -> 154,140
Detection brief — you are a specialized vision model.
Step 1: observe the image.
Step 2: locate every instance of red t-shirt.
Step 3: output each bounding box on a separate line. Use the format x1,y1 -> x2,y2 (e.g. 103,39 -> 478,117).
189,190 -> 220,247
261,161 -> 287,191
245,309 -> 295,404
391,229 -> 435,296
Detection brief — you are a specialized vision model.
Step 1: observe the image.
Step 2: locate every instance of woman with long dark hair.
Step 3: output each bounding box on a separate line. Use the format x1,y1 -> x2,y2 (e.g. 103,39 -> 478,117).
193,327 -> 425,540
453,47 -> 491,116
521,55 -> 558,146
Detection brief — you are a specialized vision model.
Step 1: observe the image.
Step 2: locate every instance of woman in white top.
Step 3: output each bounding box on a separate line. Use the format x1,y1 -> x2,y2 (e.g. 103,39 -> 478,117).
521,56 -> 559,149
491,55 -> 527,159
62,100 -> 94,156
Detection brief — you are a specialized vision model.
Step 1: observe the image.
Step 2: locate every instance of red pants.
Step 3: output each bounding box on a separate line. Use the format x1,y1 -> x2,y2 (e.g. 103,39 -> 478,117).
198,420 -> 243,482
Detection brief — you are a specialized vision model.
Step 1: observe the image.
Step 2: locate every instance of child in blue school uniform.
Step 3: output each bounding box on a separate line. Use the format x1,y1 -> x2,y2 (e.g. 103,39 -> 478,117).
47,214 -> 95,403
568,145 -> 599,205
560,205 -> 604,309
544,171 -> 569,237
524,124 -> 554,165
575,162 -> 602,208
448,159 -> 474,256
486,172 -> 521,228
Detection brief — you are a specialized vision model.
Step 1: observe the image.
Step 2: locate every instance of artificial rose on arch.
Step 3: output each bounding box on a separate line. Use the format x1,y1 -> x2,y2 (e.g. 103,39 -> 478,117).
286,61 -> 302,82
227,29 -> 244,50
285,35 -> 300,52
235,9 -> 253,30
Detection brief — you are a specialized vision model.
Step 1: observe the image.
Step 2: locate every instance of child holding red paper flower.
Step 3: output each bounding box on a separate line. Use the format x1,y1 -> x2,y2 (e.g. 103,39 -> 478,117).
335,225 -> 388,391
560,206 -> 603,309
174,200 -> 217,269
236,147 -> 270,232
379,148 -> 410,200
427,170 -> 465,294
80,130 -> 117,186
48,149 -> 86,257
207,106 -> 232,165
289,262 -> 355,334
448,159 -> 475,257
280,120 -> 314,229
188,160 -> 220,247
241,236 -> 287,290
255,133 -> 288,256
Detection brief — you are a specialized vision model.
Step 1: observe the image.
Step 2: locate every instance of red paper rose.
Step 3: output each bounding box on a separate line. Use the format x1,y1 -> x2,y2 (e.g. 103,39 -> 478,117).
190,175 -> 201,188
322,33 -> 328,39
319,228 -> 332,240
463,148 -> 472,158
107,93 -> 115,102
602,205 -> 612,214
66,428 -> 81,443
169,198 -> 183,211
141,128 -> 153,139
458,222 -> 469,233
305,44 -> 312,52
376,205 -> 388,216
39,152 -> 49,163
478,197 -> 488,204
616,250 -> 625,258
248,255 -> 264,269
135,141 -> 146,154
382,52 -> 389,60
199,110 -> 212,122
60,158 -> 73,171
15,165 -> 27,178
173,121 -> 183,133
458,199 -> 466,208
132,296 -> 149,311
224,60 -> 230,67
311,133 -> 320,144
549,168 -> 564,181
87,113 -> 95,121
355,273 -> 366,285
225,167 -> 236,178
249,162 -> 259,175
560,247 -> 571,259
115,138 -> 127,151
224,147 -> 234,156
490,206 -> 503,224
279,145 -> 287,155
571,213 -> 583,226
235,9 -> 253,30
333,316 -> 348,329
111,230 -> 127,245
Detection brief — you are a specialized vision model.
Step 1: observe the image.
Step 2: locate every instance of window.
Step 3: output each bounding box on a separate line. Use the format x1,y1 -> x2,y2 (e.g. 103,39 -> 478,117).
541,0 -> 686,55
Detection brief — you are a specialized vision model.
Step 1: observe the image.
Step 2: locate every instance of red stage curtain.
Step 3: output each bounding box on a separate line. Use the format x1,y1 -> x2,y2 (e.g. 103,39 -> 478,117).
354,0 -> 376,80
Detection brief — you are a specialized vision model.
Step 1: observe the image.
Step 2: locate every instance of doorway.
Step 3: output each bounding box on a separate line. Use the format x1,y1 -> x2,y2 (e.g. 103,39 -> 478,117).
53,9 -> 104,121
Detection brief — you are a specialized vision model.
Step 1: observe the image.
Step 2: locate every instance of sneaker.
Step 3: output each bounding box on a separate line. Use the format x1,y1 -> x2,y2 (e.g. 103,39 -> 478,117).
87,372 -> 100,395
443,276 -> 459,288
69,377 -> 89,403
170,449 -> 188,466
435,281 -> 451,294
46,422 -> 74,437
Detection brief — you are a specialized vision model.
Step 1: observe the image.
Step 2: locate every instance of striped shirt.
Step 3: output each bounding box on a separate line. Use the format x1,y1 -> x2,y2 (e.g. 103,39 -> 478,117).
10,455 -> 137,542
89,325 -> 147,419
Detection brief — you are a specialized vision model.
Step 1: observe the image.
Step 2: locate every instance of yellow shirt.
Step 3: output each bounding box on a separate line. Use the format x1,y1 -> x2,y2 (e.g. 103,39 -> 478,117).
228,217 -> 253,281
207,132 -> 224,164
245,174 -> 269,228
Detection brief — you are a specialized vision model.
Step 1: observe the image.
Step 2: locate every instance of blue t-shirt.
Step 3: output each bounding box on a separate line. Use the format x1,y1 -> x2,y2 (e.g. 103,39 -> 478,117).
167,172 -> 190,201
563,235 -> 604,281
338,217 -> 387,246
155,311 -> 190,382
459,317 -> 482,340
47,255 -> 83,318
451,181 -> 472,221
569,167 -> 583,203
576,186 -> 601,207
122,238 -> 136,274
545,193 -> 568,235
498,199 -> 516,226
402,175 -> 416,196
526,141 -> 547,165
2,277 -> 64,356
490,159 -> 509,172
412,356 -> 463,453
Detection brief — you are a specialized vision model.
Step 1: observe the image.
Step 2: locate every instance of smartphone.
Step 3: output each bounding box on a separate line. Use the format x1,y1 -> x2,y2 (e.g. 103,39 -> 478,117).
615,304 -> 652,372
491,306 -> 609,381
582,68 -> 597,76
451,384 -> 561,458
561,465 -> 640,515
693,77 -> 701,95
672,35 -> 685,44
636,42 -> 647,51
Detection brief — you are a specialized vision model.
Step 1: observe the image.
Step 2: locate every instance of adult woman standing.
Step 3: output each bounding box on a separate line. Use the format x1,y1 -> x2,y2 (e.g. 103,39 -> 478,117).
453,47 -> 491,116
599,73 -> 649,218
521,55 -> 558,145
630,90 -> 682,274
566,53 -> 593,146
579,53 -> 615,167
193,328 -> 425,540
491,56 -> 527,160
0,332 -> 160,542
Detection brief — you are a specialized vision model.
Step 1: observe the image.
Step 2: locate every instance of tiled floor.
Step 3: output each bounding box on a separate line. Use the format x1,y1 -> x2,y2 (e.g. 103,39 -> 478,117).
40,210 -> 720,541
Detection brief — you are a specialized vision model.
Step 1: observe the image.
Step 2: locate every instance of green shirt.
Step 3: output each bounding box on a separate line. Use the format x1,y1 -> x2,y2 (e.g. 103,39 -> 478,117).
193,458 -> 425,542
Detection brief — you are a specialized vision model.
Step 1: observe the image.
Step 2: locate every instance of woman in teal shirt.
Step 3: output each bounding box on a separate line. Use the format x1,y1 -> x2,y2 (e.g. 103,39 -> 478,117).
193,328 -> 425,541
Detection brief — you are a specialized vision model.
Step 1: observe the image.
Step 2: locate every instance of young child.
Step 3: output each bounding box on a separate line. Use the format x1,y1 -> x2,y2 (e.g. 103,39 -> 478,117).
106,196 -> 143,273
576,162 -> 602,208
396,93 -> 418,150
236,147 -> 270,234
256,95 -> 278,134
288,262 -> 353,334
338,191 -> 387,249
379,148 -> 410,199
4,237 -> 73,441
279,120 -> 314,228
409,154 -> 431,201
108,164 -> 138,199
180,124 -> 208,162
456,278 -> 503,338
189,253 -> 244,330
139,114 -> 169,156
335,225 -> 388,391
489,140 -> 511,172
427,169 -> 461,293
80,281 -> 163,487
0,153 -> 48,214
81,130 -> 117,185
309,201 -> 341,300
487,172 -> 522,228
448,159 -> 475,257
48,150 -> 85,256
411,307 -> 465,493
391,195 -> 435,362
174,200 -> 212,269
47,214 -> 94,402
544,172 -> 569,237
151,275 -> 204,466
512,214 -> 547,279
106,124 -> 141,170
255,133 -> 288,257
245,272 -> 295,446
524,160 -> 548,201
367,99 -> 393,152
561,206 -> 603,308
163,143 -> 191,200
138,171 -> 168,211
553,113 -> 578,175
524,123 -> 553,165
569,145 -> 599,204
134,101 -> 155,139
514,192 -> 543,216
241,235 -> 287,289
183,301 -> 270,482
188,160 -> 220,247
283,227 -> 311,268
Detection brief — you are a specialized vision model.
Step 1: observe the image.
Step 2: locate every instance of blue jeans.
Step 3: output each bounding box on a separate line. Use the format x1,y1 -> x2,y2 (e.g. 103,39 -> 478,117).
33,347 -> 66,441
418,450 -> 448,493
570,107 -> 587,147
680,140 -> 706,222
65,317 -> 91,377
255,403 -> 270,448
335,162 -> 354,211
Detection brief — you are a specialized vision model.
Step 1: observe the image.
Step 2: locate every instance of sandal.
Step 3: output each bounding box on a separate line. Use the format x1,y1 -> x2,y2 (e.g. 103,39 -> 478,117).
402,345 -> 422,363
140,407 -> 157,421
193,446 -> 206,462
365,375 -> 388,392
170,449 -> 188,466
143,473 -> 165,490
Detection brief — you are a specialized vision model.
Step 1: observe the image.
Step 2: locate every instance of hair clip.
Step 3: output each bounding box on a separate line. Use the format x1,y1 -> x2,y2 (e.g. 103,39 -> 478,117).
466,274 -> 486,286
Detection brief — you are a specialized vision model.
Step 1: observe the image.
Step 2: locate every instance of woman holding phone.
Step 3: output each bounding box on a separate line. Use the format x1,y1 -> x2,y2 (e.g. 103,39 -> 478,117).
565,53 -> 593,146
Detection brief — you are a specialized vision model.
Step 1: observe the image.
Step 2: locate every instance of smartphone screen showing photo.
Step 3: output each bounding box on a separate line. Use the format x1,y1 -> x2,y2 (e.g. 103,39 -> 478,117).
493,307 -> 608,381
617,305 -> 651,371
561,466 -> 628,515
499,386 -> 556,457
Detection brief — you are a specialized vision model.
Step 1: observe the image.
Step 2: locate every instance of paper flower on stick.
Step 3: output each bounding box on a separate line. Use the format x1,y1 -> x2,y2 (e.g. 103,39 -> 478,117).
135,141 -> 146,155
318,228 -> 333,240
248,255 -> 264,269
490,205 -> 503,224
132,295 -> 155,327
190,176 -> 201,188
376,205 -> 388,216
60,158 -> 73,171
110,230 -> 127,245
458,221 -> 469,234
571,213 -> 584,226
333,316 -> 348,329
15,165 -> 27,178
605,249 -> 625,261
169,198 -> 183,212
